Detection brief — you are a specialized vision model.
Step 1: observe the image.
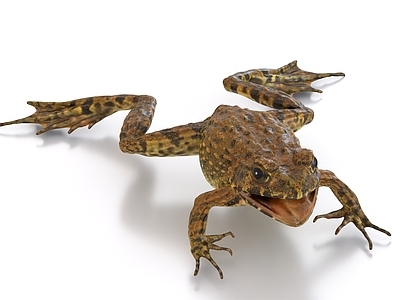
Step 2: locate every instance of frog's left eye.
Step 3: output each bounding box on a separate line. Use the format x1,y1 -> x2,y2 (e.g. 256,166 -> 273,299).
252,167 -> 266,180
311,156 -> 318,172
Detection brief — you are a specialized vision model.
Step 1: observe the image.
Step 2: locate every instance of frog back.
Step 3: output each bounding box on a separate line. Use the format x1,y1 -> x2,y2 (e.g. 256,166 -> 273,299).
199,105 -> 301,188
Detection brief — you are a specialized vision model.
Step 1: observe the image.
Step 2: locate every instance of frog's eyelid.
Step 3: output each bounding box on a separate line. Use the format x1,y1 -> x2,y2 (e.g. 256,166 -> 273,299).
311,156 -> 318,171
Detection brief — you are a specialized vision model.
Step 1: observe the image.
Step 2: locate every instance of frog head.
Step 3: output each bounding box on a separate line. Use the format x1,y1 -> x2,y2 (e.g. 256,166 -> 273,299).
234,148 -> 320,226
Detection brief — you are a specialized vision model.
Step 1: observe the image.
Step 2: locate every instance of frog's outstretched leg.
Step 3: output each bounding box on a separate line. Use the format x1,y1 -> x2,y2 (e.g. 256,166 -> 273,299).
0,94 -> 207,157
314,170 -> 391,249
223,60 -> 345,107
188,187 -> 248,279
223,60 -> 345,131
0,95 -> 150,135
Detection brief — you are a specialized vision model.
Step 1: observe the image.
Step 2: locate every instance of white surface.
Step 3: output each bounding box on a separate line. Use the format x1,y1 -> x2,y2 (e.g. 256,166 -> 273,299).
0,1 -> 398,299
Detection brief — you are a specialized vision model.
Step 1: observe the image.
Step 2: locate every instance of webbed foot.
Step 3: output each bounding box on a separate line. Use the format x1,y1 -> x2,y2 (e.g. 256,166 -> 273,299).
190,231 -> 234,279
313,207 -> 391,250
0,95 -> 147,134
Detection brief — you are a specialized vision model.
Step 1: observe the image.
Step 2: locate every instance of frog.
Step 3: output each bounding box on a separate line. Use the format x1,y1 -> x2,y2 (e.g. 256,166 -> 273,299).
0,61 -> 391,279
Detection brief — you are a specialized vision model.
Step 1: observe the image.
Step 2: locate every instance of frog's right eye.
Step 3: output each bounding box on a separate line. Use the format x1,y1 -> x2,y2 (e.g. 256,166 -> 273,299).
311,156 -> 318,172
252,167 -> 266,180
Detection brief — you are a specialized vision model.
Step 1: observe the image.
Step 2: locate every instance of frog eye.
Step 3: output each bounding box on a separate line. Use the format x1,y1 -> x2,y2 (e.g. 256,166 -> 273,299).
311,156 -> 318,172
252,167 -> 266,180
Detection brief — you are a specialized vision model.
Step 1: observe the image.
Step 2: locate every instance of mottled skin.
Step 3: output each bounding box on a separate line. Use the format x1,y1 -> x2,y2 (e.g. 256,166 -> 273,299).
0,61 -> 391,279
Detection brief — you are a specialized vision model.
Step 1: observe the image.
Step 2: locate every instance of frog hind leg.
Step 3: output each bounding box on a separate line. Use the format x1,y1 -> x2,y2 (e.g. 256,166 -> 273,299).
0,95 -> 150,135
314,170 -> 391,249
189,187 -> 248,279
223,61 -> 344,131
223,60 -> 345,108
1,95 -> 207,157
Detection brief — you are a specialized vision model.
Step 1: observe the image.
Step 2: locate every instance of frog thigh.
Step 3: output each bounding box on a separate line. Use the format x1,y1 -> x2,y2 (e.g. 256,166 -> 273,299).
120,119 -> 207,157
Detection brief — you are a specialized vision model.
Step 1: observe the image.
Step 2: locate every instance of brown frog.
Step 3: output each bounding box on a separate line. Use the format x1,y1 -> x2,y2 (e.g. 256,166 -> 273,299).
0,61 -> 391,279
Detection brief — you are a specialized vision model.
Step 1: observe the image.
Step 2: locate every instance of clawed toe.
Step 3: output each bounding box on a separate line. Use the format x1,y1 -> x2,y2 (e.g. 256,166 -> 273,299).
313,207 -> 391,250
191,231 -> 234,279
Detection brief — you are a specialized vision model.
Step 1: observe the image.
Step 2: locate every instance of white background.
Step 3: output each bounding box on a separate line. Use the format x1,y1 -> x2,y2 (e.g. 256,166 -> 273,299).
0,1 -> 398,299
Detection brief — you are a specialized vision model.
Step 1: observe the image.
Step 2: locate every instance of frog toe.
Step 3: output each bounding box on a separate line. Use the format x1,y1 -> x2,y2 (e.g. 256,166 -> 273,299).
191,231 -> 234,279
350,221 -> 391,250
194,253 -> 224,279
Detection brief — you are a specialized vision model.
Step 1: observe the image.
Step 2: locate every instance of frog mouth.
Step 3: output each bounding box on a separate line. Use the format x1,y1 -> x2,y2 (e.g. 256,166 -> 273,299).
242,189 -> 318,227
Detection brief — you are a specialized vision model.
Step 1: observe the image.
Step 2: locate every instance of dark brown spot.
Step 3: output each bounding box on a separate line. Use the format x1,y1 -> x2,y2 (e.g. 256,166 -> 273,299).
272,98 -> 284,109
261,70 -> 269,76
337,188 -> 346,198
230,82 -> 238,93
81,106 -> 91,115
138,138 -> 147,153
138,125 -> 149,134
167,146 -> 175,153
162,131 -> 184,147
189,122 -> 205,133
250,77 -> 263,85
115,96 -> 125,104
250,88 -> 261,102
83,98 -> 94,106
227,195 -> 241,206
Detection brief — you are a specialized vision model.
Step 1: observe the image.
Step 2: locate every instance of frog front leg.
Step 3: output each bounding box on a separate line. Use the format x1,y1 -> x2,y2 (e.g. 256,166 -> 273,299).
189,187 -> 248,279
314,170 -> 391,249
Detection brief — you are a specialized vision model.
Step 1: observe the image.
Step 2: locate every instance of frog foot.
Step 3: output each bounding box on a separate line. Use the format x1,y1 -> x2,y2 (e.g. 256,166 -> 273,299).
0,95 -> 146,135
191,231 -> 234,279
313,207 -> 391,250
